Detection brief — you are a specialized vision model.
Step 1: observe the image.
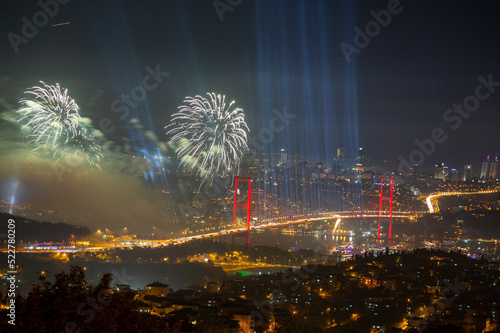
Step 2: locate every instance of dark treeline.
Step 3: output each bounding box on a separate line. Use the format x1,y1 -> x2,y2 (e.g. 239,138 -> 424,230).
0,266 -> 181,332
0,266 -> 238,332
0,211 -> 91,243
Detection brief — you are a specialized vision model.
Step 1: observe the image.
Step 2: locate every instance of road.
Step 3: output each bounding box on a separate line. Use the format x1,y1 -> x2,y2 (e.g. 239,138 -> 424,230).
425,189 -> 500,213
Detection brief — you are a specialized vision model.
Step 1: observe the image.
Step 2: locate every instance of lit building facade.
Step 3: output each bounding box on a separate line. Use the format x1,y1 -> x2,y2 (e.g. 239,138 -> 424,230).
489,155 -> 498,179
481,156 -> 490,179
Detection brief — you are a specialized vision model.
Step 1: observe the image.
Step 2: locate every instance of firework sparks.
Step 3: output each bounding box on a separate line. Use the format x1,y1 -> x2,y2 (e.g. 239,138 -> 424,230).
18,82 -> 103,173
17,81 -> 80,147
167,93 -> 249,185
56,127 -> 103,171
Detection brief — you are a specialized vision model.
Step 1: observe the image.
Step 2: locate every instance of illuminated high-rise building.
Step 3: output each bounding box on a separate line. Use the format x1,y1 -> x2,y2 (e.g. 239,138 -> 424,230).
489,155 -> 498,179
449,168 -> 459,182
463,165 -> 472,182
434,163 -> 448,181
480,156 -> 490,179
280,148 -> 287,164
335,144 -> 346,172
355,147 -> 364,178
354,163 -> 363,178
357,147 -> 364,163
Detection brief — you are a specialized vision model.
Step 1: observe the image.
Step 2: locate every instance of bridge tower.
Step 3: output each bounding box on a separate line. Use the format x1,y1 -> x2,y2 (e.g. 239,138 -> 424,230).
233,177 -> 252,231
377,177 -> 394,238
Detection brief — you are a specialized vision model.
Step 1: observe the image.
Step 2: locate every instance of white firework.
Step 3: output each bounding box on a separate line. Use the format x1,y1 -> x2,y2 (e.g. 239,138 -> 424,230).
18,82 -> 103,174
56,127 -> 103,171
167,93 -> 249,185
29,127 -> 103,172
18,81 -> 80,147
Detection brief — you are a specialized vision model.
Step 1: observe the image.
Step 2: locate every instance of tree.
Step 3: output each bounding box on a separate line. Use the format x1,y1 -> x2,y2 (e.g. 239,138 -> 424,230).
0,265 -> 179,333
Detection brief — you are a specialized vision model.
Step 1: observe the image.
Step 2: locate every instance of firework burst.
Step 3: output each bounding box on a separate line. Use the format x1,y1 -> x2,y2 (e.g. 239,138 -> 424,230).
28,126 -> 103,173
167,93 -> 249,185
18,81 -> 80,147
57,127 -> 103,171
18,82 -> 103,174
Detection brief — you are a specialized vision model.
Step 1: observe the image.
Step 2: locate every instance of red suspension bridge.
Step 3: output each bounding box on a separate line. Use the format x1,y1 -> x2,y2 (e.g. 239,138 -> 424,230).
231,176 -> 418,239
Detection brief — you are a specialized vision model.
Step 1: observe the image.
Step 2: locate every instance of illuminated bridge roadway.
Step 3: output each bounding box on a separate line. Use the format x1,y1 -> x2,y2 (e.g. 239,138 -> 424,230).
425,189 -> 500,213
19,189 -> 500,253
17,211 -> 422,253
154,210 -> 422,247
167,188 -> 500,245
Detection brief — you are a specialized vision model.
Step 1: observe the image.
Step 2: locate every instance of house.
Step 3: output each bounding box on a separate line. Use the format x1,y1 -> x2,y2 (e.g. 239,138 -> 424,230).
145,281 -> 170,298
137,301 -> 152,314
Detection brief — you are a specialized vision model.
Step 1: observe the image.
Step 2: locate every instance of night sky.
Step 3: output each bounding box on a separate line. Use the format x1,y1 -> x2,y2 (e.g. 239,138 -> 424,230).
2,0 -> 500,170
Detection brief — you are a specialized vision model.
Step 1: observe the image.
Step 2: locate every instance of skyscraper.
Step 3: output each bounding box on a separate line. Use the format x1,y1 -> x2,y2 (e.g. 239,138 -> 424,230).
355,147 -> 364,178
280,148 -> 287,164
434,163 -> 448,182
489,155 -> 498,179
480,156 -> 490,179
449,168 -> 459,182
336,144 -> 346,171
463,165 -> 472,182
357,147 -> 365,163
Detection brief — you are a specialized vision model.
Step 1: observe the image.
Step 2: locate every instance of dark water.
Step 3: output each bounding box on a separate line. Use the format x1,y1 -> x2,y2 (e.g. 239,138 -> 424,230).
229,223 -> 354,253
224,223 -> 357,276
